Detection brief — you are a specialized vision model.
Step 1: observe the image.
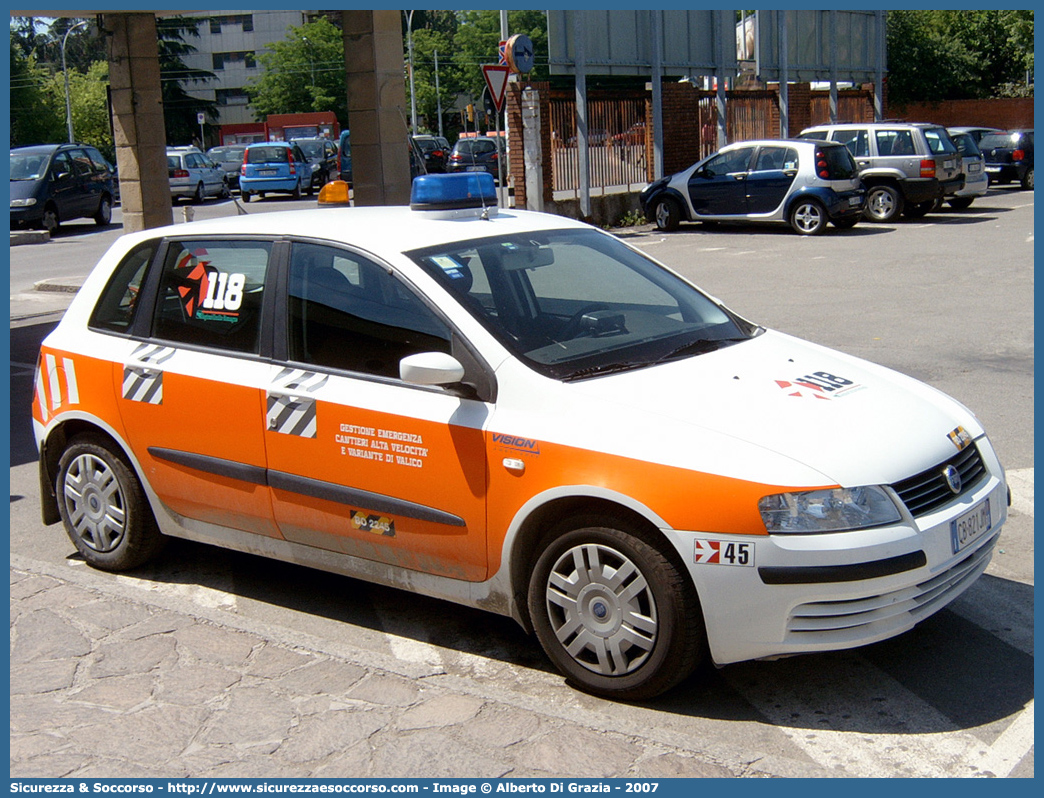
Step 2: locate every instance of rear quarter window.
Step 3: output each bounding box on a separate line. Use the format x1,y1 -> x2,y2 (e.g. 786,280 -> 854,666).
89,242 -> 159,334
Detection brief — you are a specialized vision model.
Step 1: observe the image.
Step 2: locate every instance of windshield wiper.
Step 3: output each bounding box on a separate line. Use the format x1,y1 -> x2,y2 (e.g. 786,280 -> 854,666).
654,336 -> 749,364
561,361 -> 648,382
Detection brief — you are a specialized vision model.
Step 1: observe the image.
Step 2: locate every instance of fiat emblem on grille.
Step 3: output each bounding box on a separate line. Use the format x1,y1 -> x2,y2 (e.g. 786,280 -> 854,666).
943,465 -> 963,495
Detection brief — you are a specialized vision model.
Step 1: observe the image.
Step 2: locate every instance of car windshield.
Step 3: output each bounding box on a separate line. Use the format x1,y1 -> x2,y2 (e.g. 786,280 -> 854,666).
10,152 -> 50,181
209,147 -> 245,162
979,133 -> 1020,150
408,228 -> 759,381
247,146 -> 290,164
924,128 -> 958,155
295,141 -> 324,159
951,133 -> 981,158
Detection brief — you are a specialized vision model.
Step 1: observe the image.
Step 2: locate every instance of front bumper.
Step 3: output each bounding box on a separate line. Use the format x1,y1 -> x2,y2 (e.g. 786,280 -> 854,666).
664,441 -> 1007,666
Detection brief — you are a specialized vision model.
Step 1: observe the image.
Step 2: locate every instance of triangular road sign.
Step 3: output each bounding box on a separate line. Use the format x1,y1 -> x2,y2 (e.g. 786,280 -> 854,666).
482,64 -> 510,113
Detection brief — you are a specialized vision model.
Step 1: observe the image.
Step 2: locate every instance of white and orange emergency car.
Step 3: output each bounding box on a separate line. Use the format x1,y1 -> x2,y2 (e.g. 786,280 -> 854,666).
34,173 -> 1008,700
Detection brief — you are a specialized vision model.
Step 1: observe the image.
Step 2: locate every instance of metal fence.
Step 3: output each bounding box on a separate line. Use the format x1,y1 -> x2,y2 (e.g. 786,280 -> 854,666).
549,92 -> 648,194
810,91 -> 875,126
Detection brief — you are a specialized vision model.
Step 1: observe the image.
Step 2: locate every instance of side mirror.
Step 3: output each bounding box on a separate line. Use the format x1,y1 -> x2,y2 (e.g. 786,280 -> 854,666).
400,352 -> 465,387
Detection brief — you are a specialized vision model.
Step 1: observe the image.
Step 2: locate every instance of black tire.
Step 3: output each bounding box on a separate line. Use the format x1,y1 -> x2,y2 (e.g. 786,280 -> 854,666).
56,433 -> 165,572
948,197 -> 974,210
527,516 -> 707,700
292,180 -> 302,200
832,217 -> 859,229
1020,167 -> 1034,190
652,196 -> 681,231
93,195 -> 112,226
903,199 -> 935,218
863,184 -> 903,222
40,204 -> 60,234
788,198 -> 828,235
220,180 -> 232,199
193,182 -> 205,204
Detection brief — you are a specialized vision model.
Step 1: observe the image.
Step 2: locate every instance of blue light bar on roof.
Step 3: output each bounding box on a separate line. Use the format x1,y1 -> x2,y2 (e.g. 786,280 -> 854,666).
411,172 -> 497,211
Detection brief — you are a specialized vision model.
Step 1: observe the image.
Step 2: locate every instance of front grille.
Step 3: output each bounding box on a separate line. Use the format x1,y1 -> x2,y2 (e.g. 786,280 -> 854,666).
787,530 -> 998,637
891,444 -> 987,517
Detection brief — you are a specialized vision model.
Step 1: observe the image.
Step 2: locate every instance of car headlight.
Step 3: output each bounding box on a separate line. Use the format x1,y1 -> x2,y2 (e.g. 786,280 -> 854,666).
758,486 -> 901,534
10,198 -> 37,207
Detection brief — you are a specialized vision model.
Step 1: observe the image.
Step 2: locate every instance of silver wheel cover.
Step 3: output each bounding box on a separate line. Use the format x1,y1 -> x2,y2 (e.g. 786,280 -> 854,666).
868,188 -> 896,219
544,542 -> 658,676
62,453 -> 127,553
655,200 -> 671,228
793,202 -> 823,233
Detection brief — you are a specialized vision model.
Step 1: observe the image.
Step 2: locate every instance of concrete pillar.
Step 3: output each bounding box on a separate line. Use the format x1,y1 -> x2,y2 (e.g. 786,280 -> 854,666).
342,10 -> 411,206
104,13 -> 173,232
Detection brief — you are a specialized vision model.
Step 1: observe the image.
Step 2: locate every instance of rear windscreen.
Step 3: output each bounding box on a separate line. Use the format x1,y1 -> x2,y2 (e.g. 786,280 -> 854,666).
247,147 -> 290,164
979,133 -> 1019,150
816,145 -> 858,180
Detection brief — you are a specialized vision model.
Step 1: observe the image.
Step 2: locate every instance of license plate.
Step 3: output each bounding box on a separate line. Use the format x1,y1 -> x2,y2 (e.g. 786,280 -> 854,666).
466,166 -> 486,172
259,169 -> 277,176
969,163 -> 982,173
950,498 -> 992,555
985,166 -> 1001,173
943,159 -> 956,170
849,196 -> 863,207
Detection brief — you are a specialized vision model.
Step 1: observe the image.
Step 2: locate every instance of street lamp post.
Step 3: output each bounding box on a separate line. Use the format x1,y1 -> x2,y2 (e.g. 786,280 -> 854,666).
61,20 -> 89,143
406,10 -> 417,132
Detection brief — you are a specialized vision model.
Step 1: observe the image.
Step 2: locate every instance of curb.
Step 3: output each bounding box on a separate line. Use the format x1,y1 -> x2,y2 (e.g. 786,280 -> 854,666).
11,231 -> 50,246
33,278 -> 82,294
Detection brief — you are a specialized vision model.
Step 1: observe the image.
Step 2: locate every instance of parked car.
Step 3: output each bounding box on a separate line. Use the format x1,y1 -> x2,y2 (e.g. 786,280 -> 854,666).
413,135 -> 451,173
33,171 -> 1008,701
640,138 -> 865,235
239,142 -> 308,202
799,122 -> 964,222
206,144 -> 247,191
292,137 -> 339,192
10,143 -> 115,233
945,129 -> 989,209
338,129 -> 352,185
446,136 -> 504,183
978,129 -> 1034,190
946,126 -> 1001,146
167,146 -> 229,203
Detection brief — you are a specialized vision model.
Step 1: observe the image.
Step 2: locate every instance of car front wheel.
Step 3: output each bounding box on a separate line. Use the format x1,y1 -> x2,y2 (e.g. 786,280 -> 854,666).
56,433 -> 165,571
864,184 -> 903,222
94,195 -> 112,226
39,204 -> 60,234
652,196 -> 681,231
789,198 -> 828,235
527,517 -> 706,700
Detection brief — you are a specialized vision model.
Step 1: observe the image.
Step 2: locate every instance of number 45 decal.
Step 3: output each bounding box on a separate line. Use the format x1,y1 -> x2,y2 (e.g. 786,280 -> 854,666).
694,539 -> 754,566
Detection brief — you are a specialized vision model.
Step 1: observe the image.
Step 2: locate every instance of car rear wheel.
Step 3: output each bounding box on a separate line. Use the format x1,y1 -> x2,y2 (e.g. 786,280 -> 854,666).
1021,167 -> 1034,190
789,198 -> 828,235
93,195 -> 112,226
40,204 -> 60,234
652,197 -> 681,231
527,517 -> 707,700
56,433 -> 165,572
948,197 -> 974,210
292,181 -> 302,200
240,190 -> 251,202
864,184 -> 903,222
193,182 -> 205,204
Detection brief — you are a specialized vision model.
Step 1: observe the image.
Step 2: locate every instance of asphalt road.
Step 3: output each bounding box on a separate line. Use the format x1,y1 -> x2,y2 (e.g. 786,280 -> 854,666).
8,186 -> 1034,778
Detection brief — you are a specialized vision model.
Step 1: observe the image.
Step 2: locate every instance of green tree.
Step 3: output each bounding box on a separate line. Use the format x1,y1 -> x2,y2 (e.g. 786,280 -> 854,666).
47,60 -> 115,159
887,10 -> 1034,103
157,16 -> 218,146
247,18 -> 348,125
10,35 -> 64,146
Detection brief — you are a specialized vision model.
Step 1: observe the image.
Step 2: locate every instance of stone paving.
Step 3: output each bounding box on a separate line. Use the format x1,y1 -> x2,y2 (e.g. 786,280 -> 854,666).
10,563 -> 788,780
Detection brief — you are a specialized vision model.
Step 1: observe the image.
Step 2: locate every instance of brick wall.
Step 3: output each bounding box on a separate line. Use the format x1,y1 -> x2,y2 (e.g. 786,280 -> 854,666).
660,82 -> 703,175
506,81 -> 553,208
887,97 -> 1034,130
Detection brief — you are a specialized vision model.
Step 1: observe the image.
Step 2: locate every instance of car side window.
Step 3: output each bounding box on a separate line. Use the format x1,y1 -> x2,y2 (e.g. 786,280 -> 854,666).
152,239 -> 272,353
876,129 -> 915,156
68,149 -> 94,176
51,152 -> 74,178
833,129 -> 869,158
702,148 -> 753,177
86,149 -> 111,174
752,146 -> 796,172
88,241 -> 159,334
287,242 -> 452,379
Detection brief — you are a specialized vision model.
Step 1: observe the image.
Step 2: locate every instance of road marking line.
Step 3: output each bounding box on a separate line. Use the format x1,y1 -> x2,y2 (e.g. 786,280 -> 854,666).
975,700 -> 1034,777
